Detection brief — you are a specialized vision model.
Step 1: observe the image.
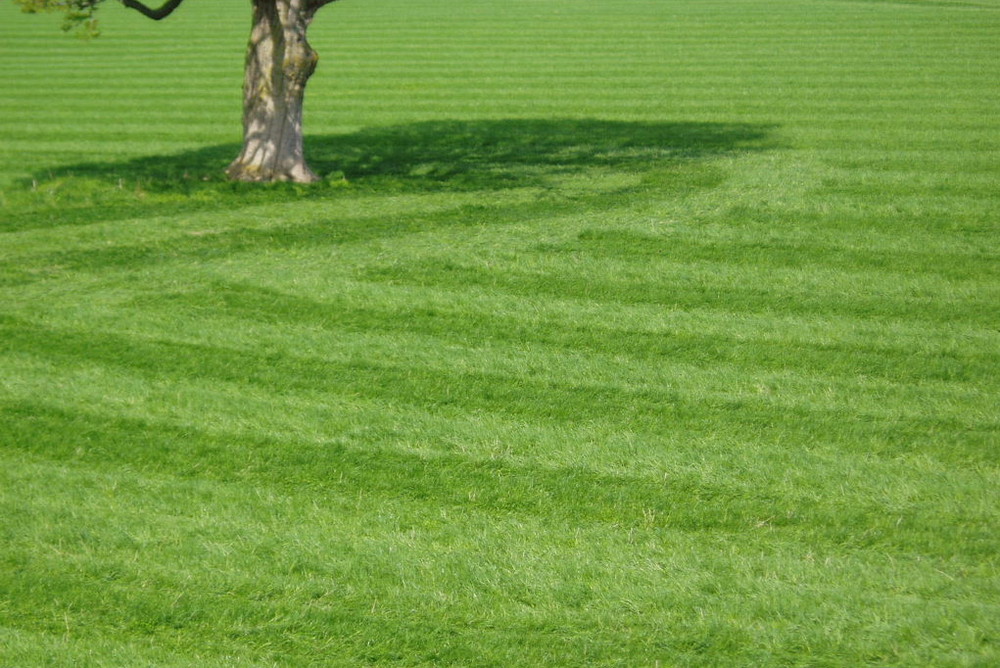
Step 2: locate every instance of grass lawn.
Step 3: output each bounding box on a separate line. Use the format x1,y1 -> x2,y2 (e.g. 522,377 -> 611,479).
1,0 -> 998,665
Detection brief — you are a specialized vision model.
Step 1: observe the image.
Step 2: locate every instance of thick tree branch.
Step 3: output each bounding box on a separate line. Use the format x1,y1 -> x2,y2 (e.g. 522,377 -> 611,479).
307,0 -> 339,12
121,0 -> 185,20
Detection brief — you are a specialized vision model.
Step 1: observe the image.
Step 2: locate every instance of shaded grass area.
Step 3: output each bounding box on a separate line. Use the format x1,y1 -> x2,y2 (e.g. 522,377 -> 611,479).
5,119 -> 771,233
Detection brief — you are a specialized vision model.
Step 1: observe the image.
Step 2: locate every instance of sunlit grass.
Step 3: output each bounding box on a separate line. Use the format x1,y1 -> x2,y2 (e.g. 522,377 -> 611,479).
1,0 -> 998,665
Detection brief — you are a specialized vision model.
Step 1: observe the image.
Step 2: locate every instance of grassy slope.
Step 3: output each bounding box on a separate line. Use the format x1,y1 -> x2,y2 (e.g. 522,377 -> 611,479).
1,0 -> 998,665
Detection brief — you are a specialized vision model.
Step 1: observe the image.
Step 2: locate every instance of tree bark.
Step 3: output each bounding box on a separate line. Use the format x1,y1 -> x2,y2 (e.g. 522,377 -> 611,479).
226,0 -> 321,183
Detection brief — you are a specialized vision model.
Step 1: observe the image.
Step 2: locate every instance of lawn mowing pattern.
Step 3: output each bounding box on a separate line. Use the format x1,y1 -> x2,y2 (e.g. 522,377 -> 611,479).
1,0 -> 999,665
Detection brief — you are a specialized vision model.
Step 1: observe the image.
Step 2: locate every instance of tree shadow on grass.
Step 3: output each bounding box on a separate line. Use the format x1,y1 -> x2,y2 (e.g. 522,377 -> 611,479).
7,118 -> 777,233
308,118 -> 776,190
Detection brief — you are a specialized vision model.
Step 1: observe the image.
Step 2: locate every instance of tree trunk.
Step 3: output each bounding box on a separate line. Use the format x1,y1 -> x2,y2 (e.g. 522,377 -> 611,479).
227,0 -> 320,183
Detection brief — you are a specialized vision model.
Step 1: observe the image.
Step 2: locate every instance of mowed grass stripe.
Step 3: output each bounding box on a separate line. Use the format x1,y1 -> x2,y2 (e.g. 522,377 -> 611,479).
2,263 -> 995,466
6,253 -> 995,370
1,354 -> 993,535
4,396 -> 996,562
6,208 -> 995,282
2,303 -> 993,429
3,450 -> 989,667
2,326 -> 989,451
6,212 -> 995,328
5,276 -> 995,406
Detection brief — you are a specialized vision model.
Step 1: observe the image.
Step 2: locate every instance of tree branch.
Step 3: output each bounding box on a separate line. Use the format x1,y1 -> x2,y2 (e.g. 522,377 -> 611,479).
121,0 -> 185,20
308,0 -> 339,12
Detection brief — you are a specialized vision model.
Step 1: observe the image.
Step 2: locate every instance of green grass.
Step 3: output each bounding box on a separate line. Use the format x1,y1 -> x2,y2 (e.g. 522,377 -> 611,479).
1,0 -> 998,665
